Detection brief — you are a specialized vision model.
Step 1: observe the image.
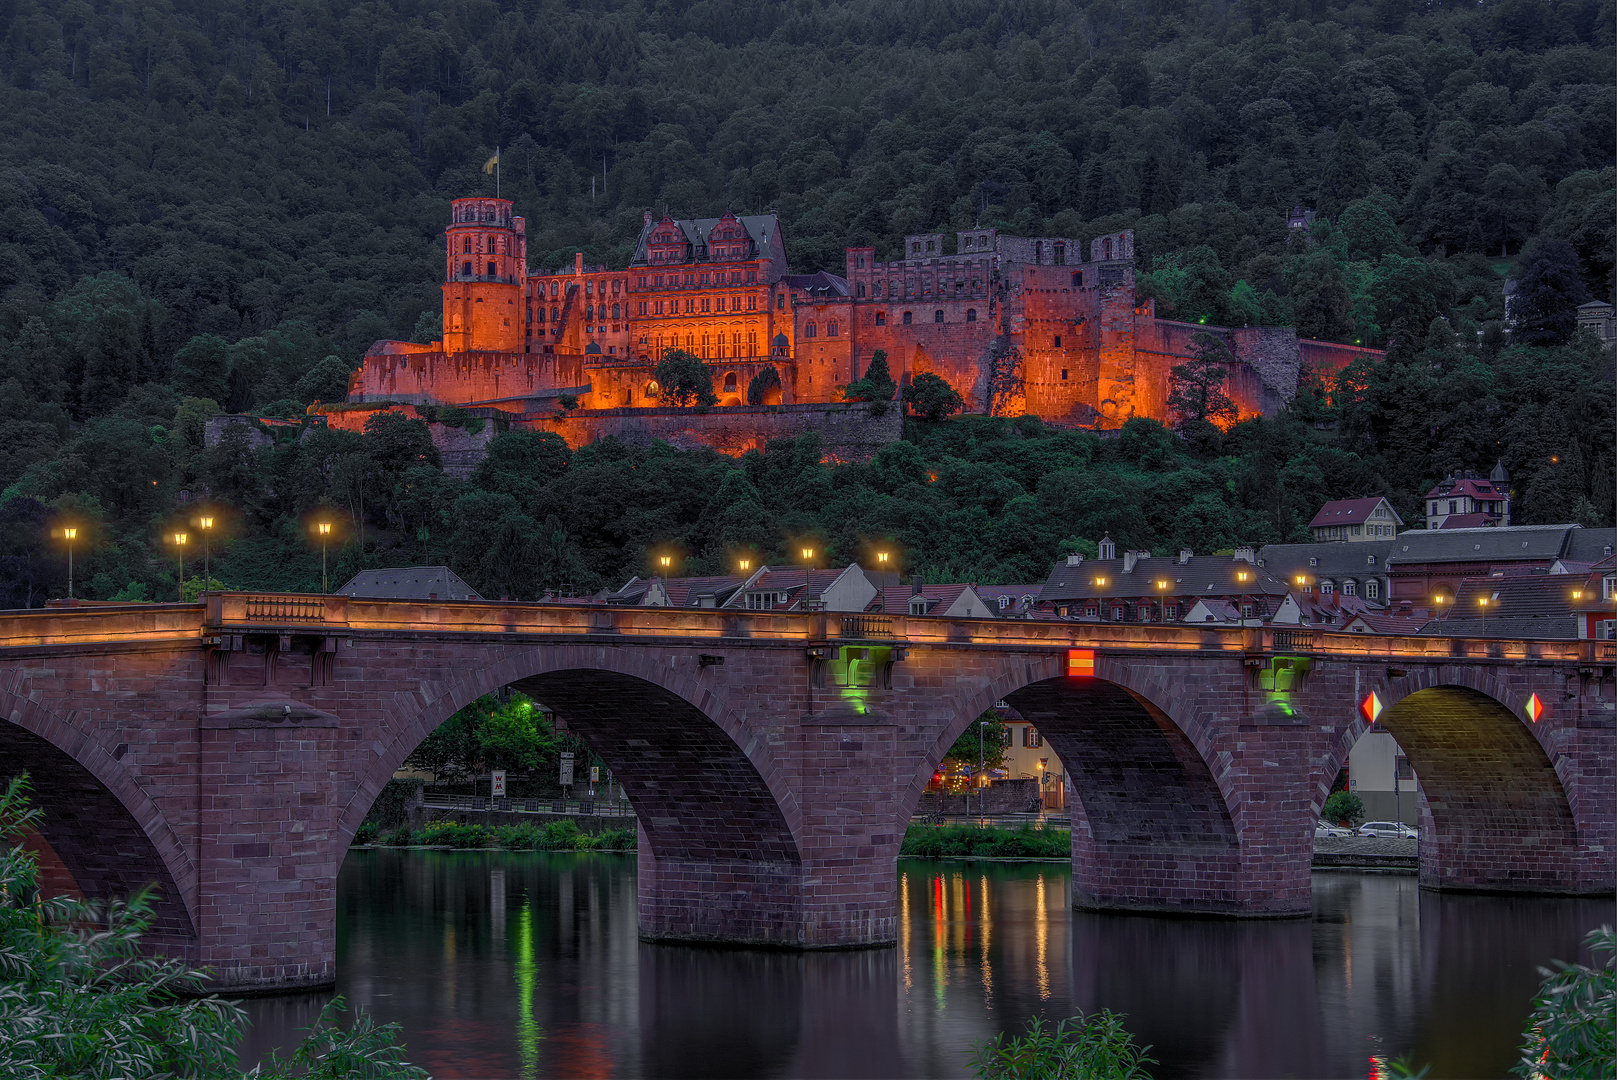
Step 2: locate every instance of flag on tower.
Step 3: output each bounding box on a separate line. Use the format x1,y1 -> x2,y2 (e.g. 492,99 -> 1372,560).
483,152 -> 499,174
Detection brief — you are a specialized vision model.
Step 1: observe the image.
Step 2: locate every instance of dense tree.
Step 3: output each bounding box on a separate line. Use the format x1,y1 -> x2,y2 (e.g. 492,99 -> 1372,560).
1167,333 -> 1237,426
843,350 -> 897,408
1511,240 -> 1590,346
654,349 -> 718,408
903,372 -> 965,422
746,365 -> 781,405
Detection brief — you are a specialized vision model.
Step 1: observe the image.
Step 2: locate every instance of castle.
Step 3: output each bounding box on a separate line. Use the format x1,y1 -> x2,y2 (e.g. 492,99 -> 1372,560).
332,197 -> 1379,461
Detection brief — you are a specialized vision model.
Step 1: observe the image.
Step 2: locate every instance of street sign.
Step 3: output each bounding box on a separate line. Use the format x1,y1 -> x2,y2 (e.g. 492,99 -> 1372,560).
559,752 -> 574,787
491,770 -> 506,798
1067,649 -> 1095,677
590,766 -> 599,783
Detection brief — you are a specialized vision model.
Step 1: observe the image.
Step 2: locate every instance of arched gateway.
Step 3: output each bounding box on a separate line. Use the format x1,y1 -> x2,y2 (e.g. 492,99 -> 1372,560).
0,596 -> 1610,991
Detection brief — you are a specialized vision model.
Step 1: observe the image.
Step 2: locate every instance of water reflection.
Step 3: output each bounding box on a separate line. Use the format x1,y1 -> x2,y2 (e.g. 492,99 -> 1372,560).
239,853 -> 1607,1079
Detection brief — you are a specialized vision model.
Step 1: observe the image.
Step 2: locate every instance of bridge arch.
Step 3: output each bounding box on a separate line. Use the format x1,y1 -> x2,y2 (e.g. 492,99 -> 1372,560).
0,684 -> 198,955
1318,667 -> 1599,895
907,652 -> 1249,916
341,643 -> 807,944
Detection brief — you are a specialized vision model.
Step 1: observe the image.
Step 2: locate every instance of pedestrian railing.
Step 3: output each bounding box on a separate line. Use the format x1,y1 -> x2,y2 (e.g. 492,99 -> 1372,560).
422,793 -> 635,819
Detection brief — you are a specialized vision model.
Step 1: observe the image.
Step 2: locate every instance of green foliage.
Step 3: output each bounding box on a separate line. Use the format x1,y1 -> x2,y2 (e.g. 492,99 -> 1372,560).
363,778 -> 424,830
1322,791 -> 1365,826
942,711 -> 1010,772
354,820 -> 380,845
414,820 -> 496,848
968,1011 -> 1156,1080
1166,332 -> 1237,425
1512,926 -> 1616,1080
0,775 -> 426,1079
401,818 -> 634,852
901,824 -> 1069,859
844,350 -> 898,412
903,371 -> 965,421
746,365 -> 782,405
654,349 -> 718,408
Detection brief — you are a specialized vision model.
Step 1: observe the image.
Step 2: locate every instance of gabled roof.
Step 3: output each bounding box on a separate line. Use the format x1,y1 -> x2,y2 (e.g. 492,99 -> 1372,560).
1308,497 -> 1401,529
975,584 -> 1042,616
1563,527 -> 1617,563
337,567 -> 482,601
867,584 -> 993,617
1435,513 -> 1496,529
629,212 -> 789,281
1039,554 -> 1289,602
1341,610 -> 1433,634
1384,525 -> 1580,564
1418,574 -> 1587,639
782,271 -> 850,298
1425,474 -> 1507,500
662,574 -> 750,608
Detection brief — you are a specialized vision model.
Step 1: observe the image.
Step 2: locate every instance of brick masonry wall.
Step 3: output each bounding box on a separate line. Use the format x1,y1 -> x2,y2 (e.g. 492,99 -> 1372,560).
530,402 -> 903,462
1,608 -> 1610,990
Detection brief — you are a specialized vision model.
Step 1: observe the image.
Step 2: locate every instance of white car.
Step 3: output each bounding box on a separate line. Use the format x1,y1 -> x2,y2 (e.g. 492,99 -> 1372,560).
1357,820 -> 1418,839
1315,820 -> 1353,838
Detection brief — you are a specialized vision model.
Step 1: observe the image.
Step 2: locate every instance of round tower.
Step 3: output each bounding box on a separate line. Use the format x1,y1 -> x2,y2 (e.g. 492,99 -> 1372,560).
442,197 -> 526,353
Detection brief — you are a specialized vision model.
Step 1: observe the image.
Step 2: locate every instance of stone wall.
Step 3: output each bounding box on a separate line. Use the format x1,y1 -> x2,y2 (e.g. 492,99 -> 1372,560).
533,401 -> 903,462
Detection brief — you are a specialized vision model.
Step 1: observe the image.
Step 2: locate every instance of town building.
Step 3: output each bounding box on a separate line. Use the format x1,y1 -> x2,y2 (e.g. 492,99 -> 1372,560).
335,197 -> 1383,461
1348,726 -> 1421,827
336,567 -> 482,601
1037,538 -> 1295,624
867,584 -> 996,618
1308,496 -> 1403,542
1423,464 -> 1511,529
1576,300 -> 1615,347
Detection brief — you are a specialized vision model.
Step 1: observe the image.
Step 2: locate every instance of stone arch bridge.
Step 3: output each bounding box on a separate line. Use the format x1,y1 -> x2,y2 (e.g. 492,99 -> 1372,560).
0,594 -> 1611,992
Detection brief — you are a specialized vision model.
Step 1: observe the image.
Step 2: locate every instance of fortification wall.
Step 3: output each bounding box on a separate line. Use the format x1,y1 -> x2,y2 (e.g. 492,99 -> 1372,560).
350,349 -> 587,409
533,402 -> 902,462
310,403 -> 496,478
848,303 -> 997,411
1298,339 -> 1382,382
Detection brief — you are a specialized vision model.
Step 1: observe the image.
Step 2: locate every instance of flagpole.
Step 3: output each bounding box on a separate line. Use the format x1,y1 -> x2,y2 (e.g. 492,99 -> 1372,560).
496,145 -> 500,198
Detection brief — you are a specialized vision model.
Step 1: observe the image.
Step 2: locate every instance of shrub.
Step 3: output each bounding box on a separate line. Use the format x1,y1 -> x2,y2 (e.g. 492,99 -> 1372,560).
364,778 -> 422,830
354,821 -> 379,845
1323,790 -> 1365,826
746,366 -> 781,405
901,824 -> 1069,859
969,1011 -> 1155,1080
1512,925 -> 1615,1079
589,827 -> 637,851
385,826 -> 415,847
415,820 -> 496,848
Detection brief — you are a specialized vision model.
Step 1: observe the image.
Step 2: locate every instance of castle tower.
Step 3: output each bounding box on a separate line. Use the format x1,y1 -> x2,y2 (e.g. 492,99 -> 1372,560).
442,197 -> 526,353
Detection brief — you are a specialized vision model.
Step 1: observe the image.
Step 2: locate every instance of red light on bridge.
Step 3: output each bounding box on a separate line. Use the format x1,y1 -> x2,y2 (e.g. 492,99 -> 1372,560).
1524,693 -> 1546,723
1360,691 -> 1383,724
1067,649 -> 1095,678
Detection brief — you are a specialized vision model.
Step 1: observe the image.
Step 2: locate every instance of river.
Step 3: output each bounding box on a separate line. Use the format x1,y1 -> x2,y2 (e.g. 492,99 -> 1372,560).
238,849 -> 1606,1078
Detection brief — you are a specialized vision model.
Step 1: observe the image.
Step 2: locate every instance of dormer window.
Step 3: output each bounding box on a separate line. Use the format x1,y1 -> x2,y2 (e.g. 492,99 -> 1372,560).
909,598 -> 929,615
997,595 -> 1010,610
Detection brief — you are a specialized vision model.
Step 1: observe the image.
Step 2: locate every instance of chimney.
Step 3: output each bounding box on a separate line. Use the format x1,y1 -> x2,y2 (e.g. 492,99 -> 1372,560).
575,252 -> 583,276
1123,550 -> 1146,574
1065,553 -> 1083,567
1178,548 -> 1193,564
1097,535 -> 1116,560
1233,546 -> 1255,563
643,209 -> 652,227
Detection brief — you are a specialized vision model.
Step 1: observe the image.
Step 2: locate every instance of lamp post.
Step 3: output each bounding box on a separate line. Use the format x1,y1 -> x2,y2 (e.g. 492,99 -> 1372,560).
1155,578 -> 1169,623
801,546 -> 814,608
1235,567 -> 1252,625
1094,575 -> 1107,622
198,515 -> 213,595
1477,595 -> 1490,637
172,532 -> 188,600
658,554 -> 673,575
63,527 -> 77,599
316,521 -> 332,593
977,719 -> 994,821
737,558 -> 752,573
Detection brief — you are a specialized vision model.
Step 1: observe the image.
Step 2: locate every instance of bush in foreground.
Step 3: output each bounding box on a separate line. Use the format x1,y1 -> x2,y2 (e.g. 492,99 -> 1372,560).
969,1011 -> 1155,1080
1513,925 -> 1616,1079
0,774 -> 426,1079
402,818 -> 636,852
901,824 -> 1070,859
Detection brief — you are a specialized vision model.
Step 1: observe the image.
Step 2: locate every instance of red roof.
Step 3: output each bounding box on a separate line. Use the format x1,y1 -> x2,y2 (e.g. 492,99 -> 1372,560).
868,585 -> 968,615
1436,513 -> 1496,529
1425,476 -> 1504,500
1308,497 -> 1391,529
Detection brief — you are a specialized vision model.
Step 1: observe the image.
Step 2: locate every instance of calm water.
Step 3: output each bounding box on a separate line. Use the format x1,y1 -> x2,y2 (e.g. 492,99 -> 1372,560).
239,850 -> 1607,1079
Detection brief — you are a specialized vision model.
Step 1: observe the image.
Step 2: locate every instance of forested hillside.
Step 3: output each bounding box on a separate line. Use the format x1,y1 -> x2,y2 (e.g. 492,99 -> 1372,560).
0,0 -> 1611,605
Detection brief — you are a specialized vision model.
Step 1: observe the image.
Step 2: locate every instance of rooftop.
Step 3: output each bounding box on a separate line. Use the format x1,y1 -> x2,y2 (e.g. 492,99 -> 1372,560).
1308,497 -> 1400,529
336,567 -> 483,601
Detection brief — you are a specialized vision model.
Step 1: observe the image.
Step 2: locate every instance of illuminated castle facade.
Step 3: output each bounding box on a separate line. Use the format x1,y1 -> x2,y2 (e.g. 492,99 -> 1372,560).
344,197 -> 1377,453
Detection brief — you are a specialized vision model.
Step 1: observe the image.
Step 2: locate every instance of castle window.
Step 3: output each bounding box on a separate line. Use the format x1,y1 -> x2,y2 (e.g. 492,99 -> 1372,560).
927,240 -> 936,253
748,296 -> 757,311
1054,335 -> 1061,348
586,282 -> 593,296
463,237 -> 472,254
462,261 -> 473,277
1061,369 -> 1068,380
902,311 -> 912,325
701,298 -> 710,313
966,309 -> 976,322
551,282 -> 559,297
684,299 -> 693,313
730,297 -> 739,312
875,312 -> 886,326
639,301 -> 647,315
1054,242 -> 1065,265
933,310 -> 943,323
857,284 -> 866,297
1072,272 -> 1083,287
1103,238 -> 1113,259
747,271 -> 757,283
856,256 -> 865,268
778,295 -> 785,309
537,307 -> 545,323
613,304 -> 620,319
805,322 -> 817,338
488,261 -> 497,277
551,306 -> 558,321
723,372 -> 737,392
827,321 -> 838,337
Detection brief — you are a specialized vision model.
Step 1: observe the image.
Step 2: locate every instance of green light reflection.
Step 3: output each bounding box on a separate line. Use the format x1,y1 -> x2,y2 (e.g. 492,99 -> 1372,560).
514,898 -> 543,1077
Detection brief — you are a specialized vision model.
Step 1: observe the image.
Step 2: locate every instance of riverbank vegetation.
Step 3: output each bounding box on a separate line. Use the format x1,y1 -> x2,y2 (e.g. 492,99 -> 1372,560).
970,1011 -> 1156,1080
0,776 -> 427,1079
901,823 -> 1070,859
0,0 -> 1611,606
356,818 -> 635,853
1513,925 -> 1616,1080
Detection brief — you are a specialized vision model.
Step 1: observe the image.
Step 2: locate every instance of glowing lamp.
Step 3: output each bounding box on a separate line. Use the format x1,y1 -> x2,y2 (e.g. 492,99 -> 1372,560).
1067,649 -> 1095,678
1360,690 -> 1383,724
801,547 -> 814,561
1571,589 -> 1583,601
1093,576 -> 1107,587
172,532 -> 188,547
62,527 -> 76,541
658,555 -> 672,568
199,516 -> 213,530
1524,693 -> 1546,723
737,559 -> 752,571
1295,576 -> 1305,585
876,552 -> 890,564
317,522 -> 332,536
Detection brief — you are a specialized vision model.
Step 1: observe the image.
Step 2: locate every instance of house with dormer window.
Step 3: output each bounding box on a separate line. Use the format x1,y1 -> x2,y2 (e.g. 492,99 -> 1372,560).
1308,497 -> 1403,542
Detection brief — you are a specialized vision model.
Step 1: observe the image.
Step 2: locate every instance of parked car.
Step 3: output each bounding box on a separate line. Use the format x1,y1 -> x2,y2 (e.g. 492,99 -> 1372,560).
1358,821 -> 1418,839
1315,820 -> 1354,838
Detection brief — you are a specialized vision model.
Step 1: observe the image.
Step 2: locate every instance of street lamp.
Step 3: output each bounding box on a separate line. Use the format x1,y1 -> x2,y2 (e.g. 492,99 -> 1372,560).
1093,575 -> 1107,622
198,515 -> 214,595
737,558 -> 752,572
171,532 -> 188,600
315,521 -> 332,593
63,527 -> 77,599
800,546 -> 815,607
1477,595 -> 1490,637
977,719 -> 995,821
658,554 -> 673,573
1155,578 -> 1169,623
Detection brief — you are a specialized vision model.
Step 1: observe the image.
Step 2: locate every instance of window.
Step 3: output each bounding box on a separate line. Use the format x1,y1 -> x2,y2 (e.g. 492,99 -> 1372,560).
933,310 -> 944,323
902,311 -> 913,325
997,595 -> 1010,610
536,307 -> 545,323
1366,580 -> 1379,599
1448,500 -> 1456,513
723,372 -> 737,392
700,298 -> 710,313
1103,238 -> 1113,259
805,322 -> 817,338
1054,335 -> 1061,348
827,321 -> 838,337
462,261 -> 473,277
638,301 -> 647,315
1343,581 -> 1357,596
777,295 -> 785,309
463,237 -> 472,254
586,281 -> 594,296
909,598 -> 928,615
1054,242 -> 1065,265
875,312 -> 886,326
1084,605 -> 1097,617
1241,603 -> 1255,617
966,308 -> 976,322
1023,727 -> 1042,748
857,284 -> 866,297
1112,605 -> 1124,621
1321,582 -> 1334,594
612,304 -> 620,319
550,306 -> 558,321
747,296 -> 757,311
551,282 -> 559,297
1166,604 -> 1178,619
487,261 -> 497,276
1061,369 -> 1068,380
